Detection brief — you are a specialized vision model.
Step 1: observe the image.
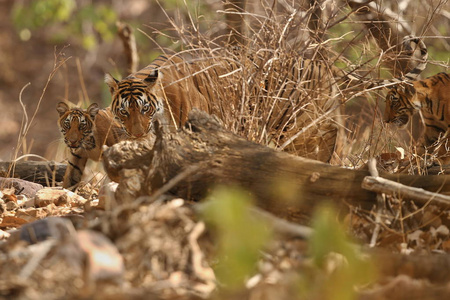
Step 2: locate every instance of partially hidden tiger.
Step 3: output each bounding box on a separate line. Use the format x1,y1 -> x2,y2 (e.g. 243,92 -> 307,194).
104,49 -> 347,163
104,55 -> 211,139
56,102 -> 126,189
384,71 -> 450,163
350,36 -> 450,166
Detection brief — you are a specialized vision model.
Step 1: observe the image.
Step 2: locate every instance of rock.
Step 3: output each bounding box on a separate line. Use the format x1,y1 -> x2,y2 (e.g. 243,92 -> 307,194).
77,230 -> 124,282
34,188 -> 87,207
5,201 -> 18,211
0,177 -> 43,198
7,216 -> 76,246
98,182 -> 118,210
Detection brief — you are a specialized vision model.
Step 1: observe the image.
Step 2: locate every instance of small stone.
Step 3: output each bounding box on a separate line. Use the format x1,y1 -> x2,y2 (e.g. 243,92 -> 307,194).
77,230 -> 124,282
16,208 -> 48,222
7,217 -> 76,246
34,188 -> 86,207
5,201 -> 18,211
16,195 -> 27,207
98,182 -> 118,210
24,197 -> 36,208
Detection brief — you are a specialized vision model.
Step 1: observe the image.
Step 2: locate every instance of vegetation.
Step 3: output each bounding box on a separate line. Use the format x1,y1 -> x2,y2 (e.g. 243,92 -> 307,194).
0,1 -> 449,299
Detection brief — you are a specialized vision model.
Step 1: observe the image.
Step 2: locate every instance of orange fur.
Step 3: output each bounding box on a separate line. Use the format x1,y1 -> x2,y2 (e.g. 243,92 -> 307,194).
57,102 -> 126,189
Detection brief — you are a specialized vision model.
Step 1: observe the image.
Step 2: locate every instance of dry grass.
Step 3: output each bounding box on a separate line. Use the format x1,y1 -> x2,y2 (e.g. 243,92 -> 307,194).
8,1 -> 449,184
143,2 -> 427,168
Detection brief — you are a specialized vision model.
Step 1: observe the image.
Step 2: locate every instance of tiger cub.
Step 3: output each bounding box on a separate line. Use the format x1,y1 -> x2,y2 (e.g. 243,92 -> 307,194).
384,72 -> 450,161
56,102 -> 126,189
105,55 -> 210,139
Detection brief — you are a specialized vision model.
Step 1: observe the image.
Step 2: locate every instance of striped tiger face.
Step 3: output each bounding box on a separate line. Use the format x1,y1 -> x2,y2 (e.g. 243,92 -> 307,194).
384,85 -> 416,129
105,71 -> 163,139
56,102 -> 99,150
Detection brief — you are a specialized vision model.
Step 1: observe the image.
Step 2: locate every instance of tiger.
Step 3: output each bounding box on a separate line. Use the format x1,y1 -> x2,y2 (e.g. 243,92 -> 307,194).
384,72 -> 450,162
105,51 -> 344,162
258,35 -> 429,163
104,55 -> 211,139
56,102 -> 126,189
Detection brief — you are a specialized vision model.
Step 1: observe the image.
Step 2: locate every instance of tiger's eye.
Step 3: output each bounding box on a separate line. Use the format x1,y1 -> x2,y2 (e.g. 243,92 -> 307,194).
119,107 -> 128,116
142,103 -> 151,113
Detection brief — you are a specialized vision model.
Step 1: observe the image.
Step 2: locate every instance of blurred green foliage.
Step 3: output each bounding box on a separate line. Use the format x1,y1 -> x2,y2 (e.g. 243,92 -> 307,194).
12,0 -> 117,49
307,205 -> 376,300
201,186 -> 272,290
201,187 -> 377,298
12,0 -> 75,29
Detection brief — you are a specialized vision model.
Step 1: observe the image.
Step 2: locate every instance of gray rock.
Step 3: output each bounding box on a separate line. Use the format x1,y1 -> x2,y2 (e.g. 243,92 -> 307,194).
0,177 -> 43,198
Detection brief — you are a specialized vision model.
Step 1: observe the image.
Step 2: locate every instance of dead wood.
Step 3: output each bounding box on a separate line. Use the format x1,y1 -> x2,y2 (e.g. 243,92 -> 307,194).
373,251 -> 450,284
362,176 -> 450,208
0,161 -> 66,186
358,274 -> 450,300
103,110 -> 450,222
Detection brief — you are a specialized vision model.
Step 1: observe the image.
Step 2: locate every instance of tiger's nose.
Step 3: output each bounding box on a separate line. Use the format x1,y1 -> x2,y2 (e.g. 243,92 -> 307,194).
134,133 -> 144,138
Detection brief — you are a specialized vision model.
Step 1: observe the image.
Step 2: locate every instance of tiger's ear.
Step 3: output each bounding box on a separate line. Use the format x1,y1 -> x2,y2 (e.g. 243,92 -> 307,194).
105,73 -> 119,94
56,102 -> 70,117
143,69 -> 159,88
87,103 -> 100,120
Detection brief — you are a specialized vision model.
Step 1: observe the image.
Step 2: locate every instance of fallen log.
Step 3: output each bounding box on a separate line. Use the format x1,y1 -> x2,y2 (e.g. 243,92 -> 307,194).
102,110 -> 450,221
0,161 -> 66,186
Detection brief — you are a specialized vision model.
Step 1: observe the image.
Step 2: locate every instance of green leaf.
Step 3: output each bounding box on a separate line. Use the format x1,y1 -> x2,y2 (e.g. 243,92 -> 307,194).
201,186 -> 272,290
309,204 -> 377,300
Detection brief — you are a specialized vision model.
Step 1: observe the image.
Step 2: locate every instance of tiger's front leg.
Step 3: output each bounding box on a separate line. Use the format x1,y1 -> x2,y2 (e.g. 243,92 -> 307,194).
63,152 -> 88,190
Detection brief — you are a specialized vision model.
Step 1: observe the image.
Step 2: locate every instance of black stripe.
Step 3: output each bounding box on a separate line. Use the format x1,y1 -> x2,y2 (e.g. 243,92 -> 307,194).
425,123 -> 446,132
437,75 -> 446,85
68,161 -> 83,173
419,81 -> 428,88
71,152 -> 82,159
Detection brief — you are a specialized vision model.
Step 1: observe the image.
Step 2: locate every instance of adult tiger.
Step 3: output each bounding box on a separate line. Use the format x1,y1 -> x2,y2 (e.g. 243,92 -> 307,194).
56,102 -> 126,189
384,72 -> 450,162
105,55 -> 210,139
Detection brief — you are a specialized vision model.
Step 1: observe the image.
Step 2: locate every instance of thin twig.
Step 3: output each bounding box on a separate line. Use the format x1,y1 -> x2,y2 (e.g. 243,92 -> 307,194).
362,176 -> 450,208
367,158 -> 385,248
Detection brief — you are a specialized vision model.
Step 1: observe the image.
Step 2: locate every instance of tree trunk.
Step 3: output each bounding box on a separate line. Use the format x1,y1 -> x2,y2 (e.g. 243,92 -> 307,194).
103,109 -> 450,222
